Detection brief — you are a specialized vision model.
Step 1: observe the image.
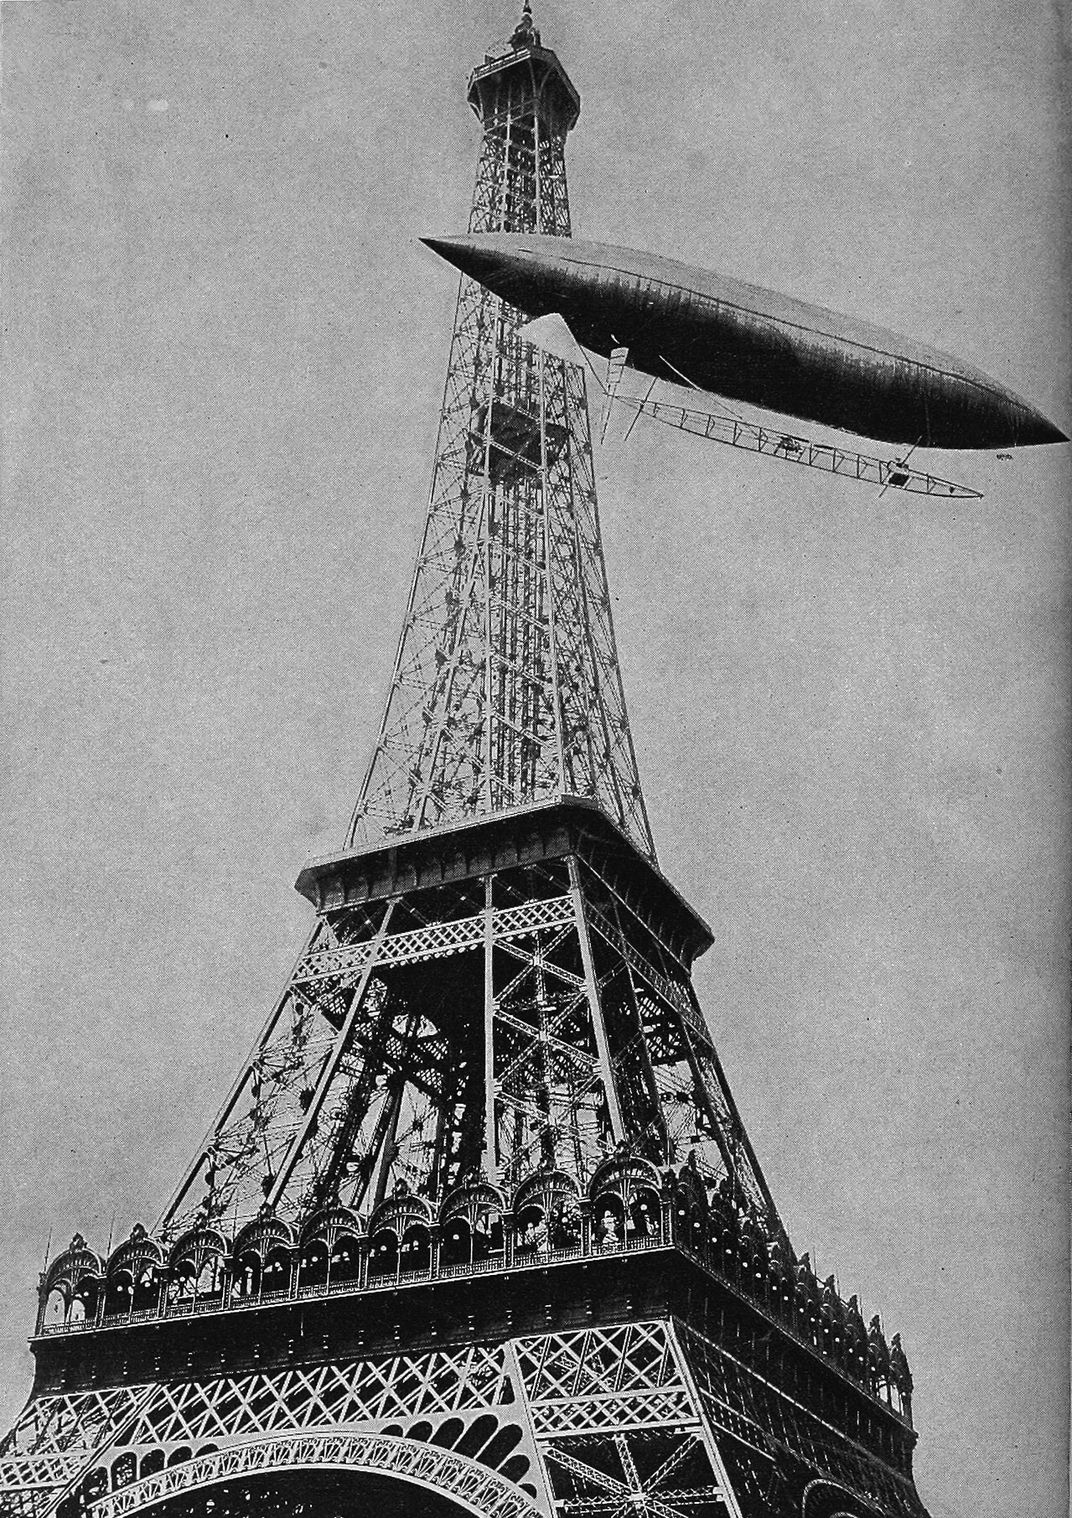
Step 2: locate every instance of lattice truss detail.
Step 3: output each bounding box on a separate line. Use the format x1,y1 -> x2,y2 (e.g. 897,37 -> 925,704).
123,1344 -> 515,1444
515,1322 -> 694,1437
516,1321 -> 742,1518
160,853 -> 774,1240
0,1326 -> 743,1518
346,38 -> 652,857
0,1323 -> 925,1518
0,1391 -> 154,1518
89,1435 -> 543,1518
678,1325 -> 930,1518
1,1346 -> 550,1518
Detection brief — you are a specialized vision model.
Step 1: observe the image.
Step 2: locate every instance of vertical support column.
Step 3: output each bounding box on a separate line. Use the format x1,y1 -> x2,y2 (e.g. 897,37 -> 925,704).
264,901 -> 397,1213
659,1187 -> 674,1248
369,1077 -> 406,1211
568,855 -> 625,1144
664,1323 -> 747,1518
481,389 -> 497,814
606,896 -> 673,1161
483,873 -> 499,1182
501,1337 -> 559,1516
540,349 -> 568,793
533,81 -> 543,231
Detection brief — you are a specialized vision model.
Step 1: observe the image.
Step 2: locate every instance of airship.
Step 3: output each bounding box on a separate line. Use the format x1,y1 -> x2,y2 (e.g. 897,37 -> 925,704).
422,233 -> 1066,452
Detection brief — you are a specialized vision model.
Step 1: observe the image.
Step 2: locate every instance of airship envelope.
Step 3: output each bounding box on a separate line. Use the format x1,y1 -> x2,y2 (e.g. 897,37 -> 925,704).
422,233 -> 1067,451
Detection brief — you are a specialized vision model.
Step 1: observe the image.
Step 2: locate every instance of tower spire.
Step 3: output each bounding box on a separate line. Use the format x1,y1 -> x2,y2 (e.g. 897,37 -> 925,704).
347,27 -> 648,856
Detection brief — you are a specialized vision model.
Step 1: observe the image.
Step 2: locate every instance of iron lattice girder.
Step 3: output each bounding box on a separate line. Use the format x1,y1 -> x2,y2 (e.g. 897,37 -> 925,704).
153,800 -> 773,1240
347,27 -> 651,857
2,1304 -> 925,1518
89,1436 -> 544,1518
294,891 -> 577,984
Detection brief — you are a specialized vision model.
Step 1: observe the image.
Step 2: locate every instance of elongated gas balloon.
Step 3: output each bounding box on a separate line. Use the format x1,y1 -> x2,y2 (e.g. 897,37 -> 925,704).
422,233 -> 1066,451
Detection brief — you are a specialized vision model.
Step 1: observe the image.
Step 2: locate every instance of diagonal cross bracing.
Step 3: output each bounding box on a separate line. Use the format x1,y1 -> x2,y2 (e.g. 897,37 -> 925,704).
346,44 -> 653,860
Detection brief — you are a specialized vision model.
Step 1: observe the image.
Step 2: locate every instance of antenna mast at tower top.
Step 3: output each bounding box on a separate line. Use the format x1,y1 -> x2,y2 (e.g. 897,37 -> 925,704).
509,0 -> 542,51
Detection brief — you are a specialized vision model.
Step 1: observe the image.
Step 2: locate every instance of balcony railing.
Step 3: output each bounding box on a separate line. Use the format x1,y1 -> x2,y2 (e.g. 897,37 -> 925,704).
34,1215 -> 910,1425
38,1229 -> 658,1336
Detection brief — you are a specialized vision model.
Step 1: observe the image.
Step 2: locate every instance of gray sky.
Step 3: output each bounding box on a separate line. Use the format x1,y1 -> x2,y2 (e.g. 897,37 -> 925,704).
2,2 -> 1068,1515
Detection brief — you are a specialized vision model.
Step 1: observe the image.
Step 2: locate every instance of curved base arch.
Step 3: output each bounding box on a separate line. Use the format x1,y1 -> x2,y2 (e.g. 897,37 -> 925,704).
88,1433 -> 545,1518
801,1476 -> 887,1518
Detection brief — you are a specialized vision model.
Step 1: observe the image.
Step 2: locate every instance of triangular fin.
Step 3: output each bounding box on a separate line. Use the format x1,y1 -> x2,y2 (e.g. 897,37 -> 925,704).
517,312 -> 587,367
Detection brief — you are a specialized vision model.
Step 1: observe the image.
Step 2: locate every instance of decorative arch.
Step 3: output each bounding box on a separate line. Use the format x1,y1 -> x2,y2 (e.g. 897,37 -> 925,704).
397,1221 -> 431,1275
42,1285 -> 68,1328
365,1194 -> 433,1280
588,1152 -> 662,1207
232,1216 -> 296,1263
43,1236 -> 104,1300
440,1178 -> 505,1229
299,1205 -> 363,1252
801,1476 -> 884,1518
294,1205 -> 364,1287
842,1295 -> 869,1377
511,1168 -> 578,1218
669,1164 -> 708,1254
68,1284 -> 95,1325
707,1178 -> 739,1249
104,1228 -> 164,1317
511,1168 -> 580,1257
440,1179 -> 505,1269
87,1432 -> 544,1518
103,1269 -> 134,1320
367,1193 -> 434,1238
167,1227 -> 229,1275
232,1217 -> 295,1299
765,1237 -> 795,1313
589,1152 -> 663,1246
167,1227 -> 229,1304
40,1236 -> 104,1330
107,1227 -> 165,1280
736,1212 -> 769,1285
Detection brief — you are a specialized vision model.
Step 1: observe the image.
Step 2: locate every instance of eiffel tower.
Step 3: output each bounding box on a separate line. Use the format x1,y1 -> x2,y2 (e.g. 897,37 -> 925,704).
1,10 -> 933,1518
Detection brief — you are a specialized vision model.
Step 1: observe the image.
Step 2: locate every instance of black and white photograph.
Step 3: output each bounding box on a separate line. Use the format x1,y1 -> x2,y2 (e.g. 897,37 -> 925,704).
2,4 -> 1068,1517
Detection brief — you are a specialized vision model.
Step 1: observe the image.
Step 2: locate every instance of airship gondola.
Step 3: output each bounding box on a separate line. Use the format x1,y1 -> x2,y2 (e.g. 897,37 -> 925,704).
422,233 -> 1067,453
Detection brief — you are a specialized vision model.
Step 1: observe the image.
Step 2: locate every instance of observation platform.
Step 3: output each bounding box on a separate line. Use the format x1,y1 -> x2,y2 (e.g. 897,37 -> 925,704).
468,43 -> 580,133
33,1167 -> 915,1478
295,796 -> 714,971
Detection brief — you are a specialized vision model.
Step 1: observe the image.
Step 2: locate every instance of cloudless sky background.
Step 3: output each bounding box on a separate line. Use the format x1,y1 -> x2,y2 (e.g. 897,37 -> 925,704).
2,3 -> 1069,1515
